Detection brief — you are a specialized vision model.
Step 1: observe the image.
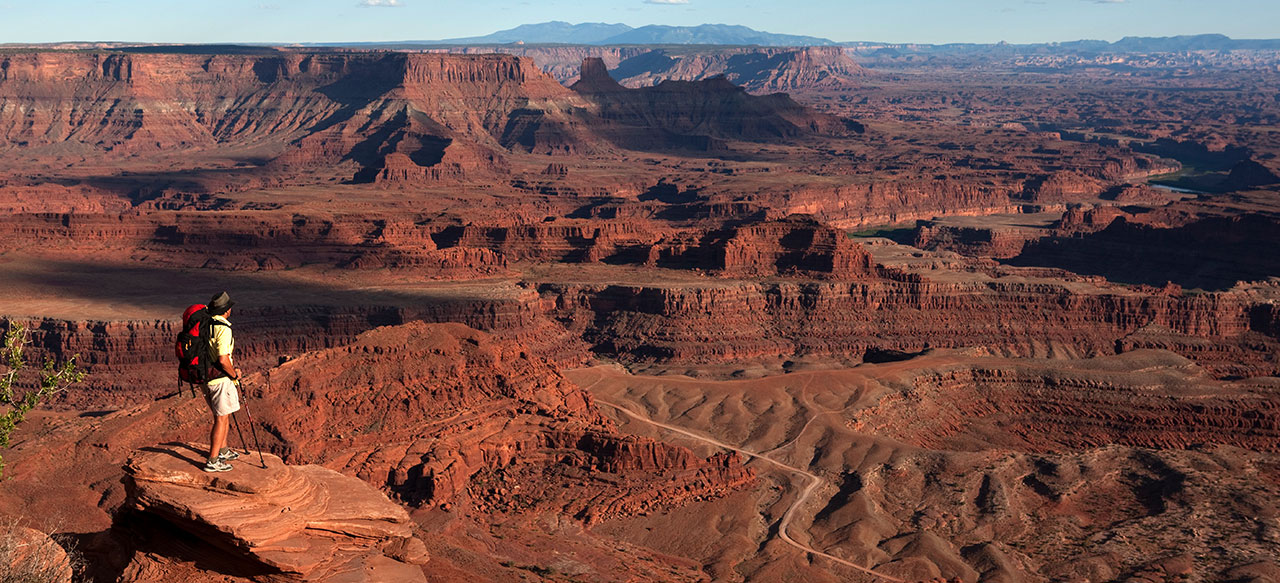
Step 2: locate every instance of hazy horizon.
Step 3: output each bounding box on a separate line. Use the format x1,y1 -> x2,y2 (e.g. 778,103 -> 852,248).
3,1 -> 1279,46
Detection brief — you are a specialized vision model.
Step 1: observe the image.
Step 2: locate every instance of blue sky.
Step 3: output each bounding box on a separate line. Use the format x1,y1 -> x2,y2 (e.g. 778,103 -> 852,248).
2,0 -> 1277,44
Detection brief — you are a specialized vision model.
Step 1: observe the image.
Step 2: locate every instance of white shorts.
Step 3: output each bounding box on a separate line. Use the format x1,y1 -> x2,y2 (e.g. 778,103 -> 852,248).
204,377 -> 242,417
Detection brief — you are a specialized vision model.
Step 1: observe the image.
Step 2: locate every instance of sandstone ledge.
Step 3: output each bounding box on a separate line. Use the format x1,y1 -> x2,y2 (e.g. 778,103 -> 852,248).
124,443 -> 427,582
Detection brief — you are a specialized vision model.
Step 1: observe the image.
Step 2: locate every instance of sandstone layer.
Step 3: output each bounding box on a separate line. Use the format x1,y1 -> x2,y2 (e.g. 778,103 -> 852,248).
123,443 -> 428,582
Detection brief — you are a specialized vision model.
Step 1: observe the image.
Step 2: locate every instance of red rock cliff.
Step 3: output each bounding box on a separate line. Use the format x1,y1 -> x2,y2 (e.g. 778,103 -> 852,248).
544,276 -> 1280,378
0,51 -> 588,176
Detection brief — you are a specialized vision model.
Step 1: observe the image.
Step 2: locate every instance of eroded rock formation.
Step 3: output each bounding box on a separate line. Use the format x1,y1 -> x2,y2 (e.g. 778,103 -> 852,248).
571,58 -> 854,149
123,443 -> 429,582
250,322 -> 755,519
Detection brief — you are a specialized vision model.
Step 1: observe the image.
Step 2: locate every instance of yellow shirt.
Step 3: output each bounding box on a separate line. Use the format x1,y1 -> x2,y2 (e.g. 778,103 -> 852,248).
210,315 -> 234,357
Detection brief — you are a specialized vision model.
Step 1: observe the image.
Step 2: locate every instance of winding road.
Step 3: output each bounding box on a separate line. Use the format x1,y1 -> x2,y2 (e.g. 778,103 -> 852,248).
595,398 -> 905,582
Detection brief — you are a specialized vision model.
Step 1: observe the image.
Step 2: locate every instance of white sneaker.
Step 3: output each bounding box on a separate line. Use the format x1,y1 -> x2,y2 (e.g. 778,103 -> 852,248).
203,459 -> 233,472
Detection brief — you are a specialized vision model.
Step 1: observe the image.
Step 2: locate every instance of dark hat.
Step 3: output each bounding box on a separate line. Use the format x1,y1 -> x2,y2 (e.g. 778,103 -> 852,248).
208,291 -> 235,315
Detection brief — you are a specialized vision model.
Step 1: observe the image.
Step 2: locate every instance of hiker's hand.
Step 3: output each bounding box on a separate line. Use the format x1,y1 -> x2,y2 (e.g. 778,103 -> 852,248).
234,368 -> 242,381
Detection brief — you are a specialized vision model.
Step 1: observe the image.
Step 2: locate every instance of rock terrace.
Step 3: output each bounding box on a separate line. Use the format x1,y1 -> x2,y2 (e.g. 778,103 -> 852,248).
124,442 -> 428,582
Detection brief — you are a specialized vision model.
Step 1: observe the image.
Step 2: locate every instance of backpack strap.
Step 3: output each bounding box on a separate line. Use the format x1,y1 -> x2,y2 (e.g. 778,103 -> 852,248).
201,315 -> 233,380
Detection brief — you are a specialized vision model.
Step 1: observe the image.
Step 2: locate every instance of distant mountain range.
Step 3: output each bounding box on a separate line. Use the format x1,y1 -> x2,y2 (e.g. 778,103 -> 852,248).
339,21 -> 837,47
1099,34 -> 1280,51
846,33 -> 1280,52
318,26 -> 1279,52
437,22 -> 635,45
600,24 -> 835,46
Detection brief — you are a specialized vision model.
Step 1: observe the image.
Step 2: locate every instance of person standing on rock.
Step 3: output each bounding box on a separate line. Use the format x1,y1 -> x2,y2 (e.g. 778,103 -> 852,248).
203,292 -> 243,473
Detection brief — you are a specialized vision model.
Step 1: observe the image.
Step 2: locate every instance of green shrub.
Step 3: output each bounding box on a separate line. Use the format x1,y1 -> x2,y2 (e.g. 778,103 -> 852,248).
0,325 -> 84,478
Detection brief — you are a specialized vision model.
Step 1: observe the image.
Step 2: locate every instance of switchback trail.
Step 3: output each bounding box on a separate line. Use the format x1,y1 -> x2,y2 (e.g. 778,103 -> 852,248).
595,399 -> 905,583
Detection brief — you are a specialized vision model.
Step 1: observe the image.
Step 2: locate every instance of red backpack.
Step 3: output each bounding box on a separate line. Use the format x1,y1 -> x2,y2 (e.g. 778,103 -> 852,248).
175,304 -> 229,384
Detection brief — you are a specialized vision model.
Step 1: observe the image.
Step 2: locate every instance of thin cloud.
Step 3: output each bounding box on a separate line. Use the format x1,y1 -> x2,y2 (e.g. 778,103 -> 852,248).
645,0 -> 691,4
358,0 -> 403,6
1092,0 -> 1125,3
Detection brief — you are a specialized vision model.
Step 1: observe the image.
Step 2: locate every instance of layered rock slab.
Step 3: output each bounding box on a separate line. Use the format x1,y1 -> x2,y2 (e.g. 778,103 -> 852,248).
124,442 -> 428,582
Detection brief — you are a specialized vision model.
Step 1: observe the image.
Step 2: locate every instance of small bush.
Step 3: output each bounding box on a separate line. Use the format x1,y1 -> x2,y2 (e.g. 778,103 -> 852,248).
0,324 -> 84,477
0,523 -> 76,583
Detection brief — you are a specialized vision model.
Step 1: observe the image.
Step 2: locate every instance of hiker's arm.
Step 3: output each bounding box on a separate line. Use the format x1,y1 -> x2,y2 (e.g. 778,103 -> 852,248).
217,354 -> 241,380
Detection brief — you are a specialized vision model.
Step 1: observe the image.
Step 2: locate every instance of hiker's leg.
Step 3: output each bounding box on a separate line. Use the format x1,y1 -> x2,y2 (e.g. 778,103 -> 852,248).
209,414 -> 230,460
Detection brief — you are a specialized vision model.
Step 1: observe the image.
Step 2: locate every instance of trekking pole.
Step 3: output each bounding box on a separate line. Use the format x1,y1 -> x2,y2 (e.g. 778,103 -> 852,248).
229,411 -> 251,457
234,379 -> 268,469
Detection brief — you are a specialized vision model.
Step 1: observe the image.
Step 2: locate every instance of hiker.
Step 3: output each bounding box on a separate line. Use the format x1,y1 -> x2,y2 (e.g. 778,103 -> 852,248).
202,291 -> 243,472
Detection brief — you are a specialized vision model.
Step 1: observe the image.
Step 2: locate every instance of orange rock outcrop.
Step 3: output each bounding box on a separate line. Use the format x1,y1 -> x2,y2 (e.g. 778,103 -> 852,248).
124,443 -> 429,582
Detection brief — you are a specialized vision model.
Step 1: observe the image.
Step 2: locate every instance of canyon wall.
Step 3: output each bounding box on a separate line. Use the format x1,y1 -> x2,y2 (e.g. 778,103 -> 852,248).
0,51 -> 566,149
544,275 -> 1280,378
440,45 -> 865,94
0,210 -> 507,273
0,51 -> 591,181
